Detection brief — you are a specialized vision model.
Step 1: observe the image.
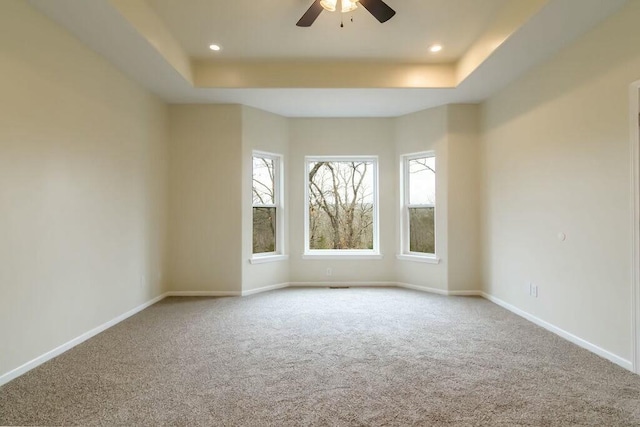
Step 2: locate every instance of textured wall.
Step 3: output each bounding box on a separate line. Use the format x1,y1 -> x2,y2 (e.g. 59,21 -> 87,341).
288,118 -> 397,284
0,0 -> 169,377
167,105 -> 243,293
241,106 -> 290,292
480,0 -> 640,362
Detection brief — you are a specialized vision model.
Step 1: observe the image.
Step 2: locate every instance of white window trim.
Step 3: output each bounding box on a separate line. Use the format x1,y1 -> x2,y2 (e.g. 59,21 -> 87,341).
249,254 -> 289,264
304,155 -> 380,257
303,253 -> 383,260
396,254 -> 440,264
250,150 -> 286,262
398,151 -> 439,262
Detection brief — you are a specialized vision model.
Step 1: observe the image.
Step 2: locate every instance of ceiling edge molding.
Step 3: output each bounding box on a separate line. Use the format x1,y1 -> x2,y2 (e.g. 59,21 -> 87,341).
455,0 -> 548,84
108,0 -> 193,85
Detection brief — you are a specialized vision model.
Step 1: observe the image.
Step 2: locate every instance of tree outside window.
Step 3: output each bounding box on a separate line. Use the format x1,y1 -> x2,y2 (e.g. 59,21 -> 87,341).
252,154 -> 280,254
403,153 -> 436,255
305,158 -> 378,253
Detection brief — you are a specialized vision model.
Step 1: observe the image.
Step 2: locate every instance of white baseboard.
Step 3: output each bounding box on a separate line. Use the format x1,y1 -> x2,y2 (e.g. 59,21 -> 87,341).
396,282 -> 482,297
3,284 -> 631,387
449,290 -> 484,296
0,293 -> 167,387
482,292 -> 633,372
289,281 -> 397,288
165,291 -> 241,297
288,281 -> 482,297
396,282 -> 449,295
241,282 -> 289,296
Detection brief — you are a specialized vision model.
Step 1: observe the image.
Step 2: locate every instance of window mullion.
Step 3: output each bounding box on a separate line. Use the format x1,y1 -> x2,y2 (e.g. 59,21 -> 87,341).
407,204 -> 434,209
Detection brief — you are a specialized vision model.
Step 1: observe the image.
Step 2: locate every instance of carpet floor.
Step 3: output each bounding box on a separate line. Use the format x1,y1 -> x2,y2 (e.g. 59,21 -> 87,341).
1,287 -> 639,426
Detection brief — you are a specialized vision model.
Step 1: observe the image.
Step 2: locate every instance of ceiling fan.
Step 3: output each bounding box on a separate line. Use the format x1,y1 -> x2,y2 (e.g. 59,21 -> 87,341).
297,0 -> 396,27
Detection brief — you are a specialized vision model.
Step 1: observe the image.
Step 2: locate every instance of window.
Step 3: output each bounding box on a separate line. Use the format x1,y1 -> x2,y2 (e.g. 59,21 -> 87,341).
399,152 -> 437,262
252,152 -> 285,262
304,156 -> 380,258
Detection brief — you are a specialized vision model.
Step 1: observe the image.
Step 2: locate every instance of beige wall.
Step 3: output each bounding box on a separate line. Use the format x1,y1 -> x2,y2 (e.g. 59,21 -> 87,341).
480,0 -> 640,362
167,105 -> 290,294
394,107 -> 449,291
241,106 -> 290,292
0,0 -> 169,377
288,118 -> 397,284
168,108 -> 480,293
167,105 -> 243,293
394,105 -> 482,293
447,105 -> 482,292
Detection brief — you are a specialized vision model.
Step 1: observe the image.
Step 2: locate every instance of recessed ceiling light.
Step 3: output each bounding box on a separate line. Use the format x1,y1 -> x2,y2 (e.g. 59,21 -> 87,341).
429,44 -> 443,53
209,44 -> 221,51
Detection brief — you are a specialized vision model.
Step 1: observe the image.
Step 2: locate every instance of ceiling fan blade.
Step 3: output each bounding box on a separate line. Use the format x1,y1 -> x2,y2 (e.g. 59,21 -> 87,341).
297,0 -> 324,27
358,0 -> 396,23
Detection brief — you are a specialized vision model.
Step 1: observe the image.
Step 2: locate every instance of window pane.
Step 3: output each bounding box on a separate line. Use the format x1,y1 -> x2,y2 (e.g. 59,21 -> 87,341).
409,207 -> 435,254
253,157 -> 275,205
308,161 -> 374,250
253,207 -> 276,253
409,157 -> 435,205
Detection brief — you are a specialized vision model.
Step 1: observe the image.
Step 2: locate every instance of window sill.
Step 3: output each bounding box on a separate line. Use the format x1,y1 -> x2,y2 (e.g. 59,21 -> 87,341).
396,254 -> 440,264
249,254 -> 289,265
302,252 -> 383,260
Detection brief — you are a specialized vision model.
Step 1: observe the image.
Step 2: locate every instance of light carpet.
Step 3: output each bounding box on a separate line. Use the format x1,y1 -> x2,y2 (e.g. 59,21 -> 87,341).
1,287 -> 639,426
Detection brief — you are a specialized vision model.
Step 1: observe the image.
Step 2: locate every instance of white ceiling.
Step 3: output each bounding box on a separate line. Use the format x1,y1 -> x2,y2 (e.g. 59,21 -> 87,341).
146,0 -> 507,62
28,0 -> 628,117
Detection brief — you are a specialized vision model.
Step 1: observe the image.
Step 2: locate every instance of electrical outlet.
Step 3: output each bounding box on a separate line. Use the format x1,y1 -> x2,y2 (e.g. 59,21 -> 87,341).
530,283 -> 538,298
326,268 -> 332,276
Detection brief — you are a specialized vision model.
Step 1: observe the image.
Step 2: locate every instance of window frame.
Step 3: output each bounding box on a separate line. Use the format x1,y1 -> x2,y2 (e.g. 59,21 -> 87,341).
250,150 -> 287,264
303,155 -> 381,259
398,151 -> 439,264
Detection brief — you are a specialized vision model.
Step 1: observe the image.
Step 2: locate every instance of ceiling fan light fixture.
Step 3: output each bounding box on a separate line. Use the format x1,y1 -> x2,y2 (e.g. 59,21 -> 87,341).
320,0 -> 337,12
341,0 -> 359,13
320,0 -> 358,13
297,0 -> 393,27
